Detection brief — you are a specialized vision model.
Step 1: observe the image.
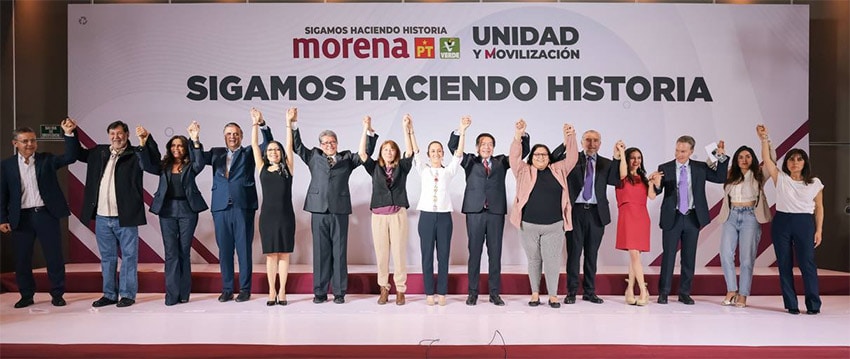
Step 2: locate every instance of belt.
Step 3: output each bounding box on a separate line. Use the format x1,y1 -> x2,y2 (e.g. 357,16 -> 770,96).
578,203 -> 597,210
21,206 -> 46,213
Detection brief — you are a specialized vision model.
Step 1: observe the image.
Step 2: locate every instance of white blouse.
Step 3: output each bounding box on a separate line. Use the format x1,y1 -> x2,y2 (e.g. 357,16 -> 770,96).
729,170 -> 759,203
775,171 -> 824,214
414,154 -> 461,213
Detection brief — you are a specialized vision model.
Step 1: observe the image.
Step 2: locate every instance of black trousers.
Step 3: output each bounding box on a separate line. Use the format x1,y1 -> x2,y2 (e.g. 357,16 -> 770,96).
12,208 -> 65,299
772,211 -> 821,311
311,212 -> 349,297
565,204 -> 604,295
658,211 -> 700,296
465,210 -> 504,296
159,199 -> 198,304
419,211 -> 452,296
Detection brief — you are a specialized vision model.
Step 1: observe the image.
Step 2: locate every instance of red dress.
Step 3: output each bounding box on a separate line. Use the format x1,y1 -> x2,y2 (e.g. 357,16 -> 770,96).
615,176 -> 650,252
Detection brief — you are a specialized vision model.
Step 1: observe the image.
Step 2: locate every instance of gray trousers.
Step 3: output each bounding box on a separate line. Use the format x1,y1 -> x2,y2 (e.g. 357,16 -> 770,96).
520,221 -> 565,295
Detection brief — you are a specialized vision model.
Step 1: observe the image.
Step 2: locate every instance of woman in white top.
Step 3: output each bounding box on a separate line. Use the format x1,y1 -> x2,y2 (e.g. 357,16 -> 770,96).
717,143 -> 774,308
411,116 -> 467,306
758,124 -> 824,315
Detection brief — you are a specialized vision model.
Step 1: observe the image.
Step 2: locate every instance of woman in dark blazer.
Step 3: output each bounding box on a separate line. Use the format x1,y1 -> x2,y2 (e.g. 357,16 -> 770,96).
143,123 -> 208,306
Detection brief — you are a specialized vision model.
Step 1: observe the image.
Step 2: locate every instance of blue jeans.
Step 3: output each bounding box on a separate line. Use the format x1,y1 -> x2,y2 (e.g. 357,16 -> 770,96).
720,207 -> 761,296
95,215 -> 139,300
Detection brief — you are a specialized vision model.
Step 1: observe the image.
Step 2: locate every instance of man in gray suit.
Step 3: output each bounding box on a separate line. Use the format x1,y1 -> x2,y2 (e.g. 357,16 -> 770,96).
292,116 -> 378,304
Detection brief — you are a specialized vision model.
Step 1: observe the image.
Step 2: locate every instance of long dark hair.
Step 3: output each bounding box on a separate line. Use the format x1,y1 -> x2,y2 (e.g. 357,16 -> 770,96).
623,147 -> 648,186
725,145 -> 764,188
782,148 -> 814,184
526,144 -> 551,166
264,140 -> 290,178
161,135 -> 190,171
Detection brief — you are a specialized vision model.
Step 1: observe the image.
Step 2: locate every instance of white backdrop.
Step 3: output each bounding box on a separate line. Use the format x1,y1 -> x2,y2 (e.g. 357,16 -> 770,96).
67,3 -> 808,268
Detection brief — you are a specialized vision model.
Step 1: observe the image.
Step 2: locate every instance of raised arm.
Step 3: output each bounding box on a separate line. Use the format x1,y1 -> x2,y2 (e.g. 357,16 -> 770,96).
54,117 -> 80,168
705,140 -> 729,183
136,125 -> 161,175
551,123 -> 578,172
617,141 -> 628,180
250,108 -> 265,174
284,107 -> 296,174
757,124 -> 778,184
647,171 -> 661,200
509,119 -> 527,175
358,115 -> 371,162
456,115 -> 471,157
187,121 -> 205,174
402,114 -> 414,158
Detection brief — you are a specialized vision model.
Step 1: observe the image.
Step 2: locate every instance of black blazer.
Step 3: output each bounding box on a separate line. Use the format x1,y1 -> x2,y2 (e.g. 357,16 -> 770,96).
202,126 -> 272,212
293,128 -> 378,215
144,143 -> 209,215
448,132 -> 530,215
655,159 -> 728,230
363,155 -> 413,209
552,146 -> 621,226
77,136 -> 161,227
0,134 -> 79,229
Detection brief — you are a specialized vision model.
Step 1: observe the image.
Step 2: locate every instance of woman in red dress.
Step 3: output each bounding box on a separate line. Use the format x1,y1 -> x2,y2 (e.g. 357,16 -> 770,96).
614,142 -> 661,306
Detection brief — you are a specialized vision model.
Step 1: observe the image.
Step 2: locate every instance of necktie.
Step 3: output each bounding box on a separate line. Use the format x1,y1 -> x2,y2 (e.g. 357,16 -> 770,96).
327,155 -> 336,168
483,159 -> 491,176
678,164 -> 689,214
582,156 -> 594,201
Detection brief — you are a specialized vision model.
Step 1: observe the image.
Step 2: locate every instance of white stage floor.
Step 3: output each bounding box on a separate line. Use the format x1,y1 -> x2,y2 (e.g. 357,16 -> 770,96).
1,292 -> 848,347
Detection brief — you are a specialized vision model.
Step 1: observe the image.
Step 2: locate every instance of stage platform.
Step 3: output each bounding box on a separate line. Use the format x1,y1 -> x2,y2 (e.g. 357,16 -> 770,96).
1,264 -> 848,296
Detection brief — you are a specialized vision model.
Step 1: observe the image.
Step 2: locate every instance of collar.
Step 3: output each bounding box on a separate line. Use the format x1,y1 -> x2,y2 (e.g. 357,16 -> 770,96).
110,146 -> 127,156
17,153 -> 34,164
584,152 -> 597,161
676,159 -> 690,168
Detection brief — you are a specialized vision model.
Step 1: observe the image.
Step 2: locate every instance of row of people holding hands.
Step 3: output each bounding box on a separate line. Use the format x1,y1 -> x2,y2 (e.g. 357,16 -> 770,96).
1,111 -> 823,315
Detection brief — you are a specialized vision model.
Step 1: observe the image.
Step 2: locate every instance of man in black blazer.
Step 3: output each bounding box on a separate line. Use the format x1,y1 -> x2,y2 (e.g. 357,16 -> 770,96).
655,135 -> 727,305
553,130 -> 620,304
0,119 -> 78,308
292,116 -> 378,304
78,121 -> 161,308
448,120 -> 529,306
201,117 -> 273,303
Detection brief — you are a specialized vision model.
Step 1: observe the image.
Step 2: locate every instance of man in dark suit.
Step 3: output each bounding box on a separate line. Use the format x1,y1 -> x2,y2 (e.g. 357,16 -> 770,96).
201,117 -> 273,303
292,116 -> 378,304
78,121 -> 161,308
553,130 -> 620,304
448,120 -> 529,306
0,119 -> 78,308
655,135 -> 727,305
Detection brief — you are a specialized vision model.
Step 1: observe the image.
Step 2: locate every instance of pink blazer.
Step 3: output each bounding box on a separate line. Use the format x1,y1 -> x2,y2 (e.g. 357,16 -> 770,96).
509,131 -> 578,231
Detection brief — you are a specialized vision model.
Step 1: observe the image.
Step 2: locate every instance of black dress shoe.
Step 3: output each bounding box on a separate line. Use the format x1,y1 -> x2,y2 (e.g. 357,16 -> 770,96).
788,308 -> 800,315
489,295 -> 505,306
116,298 -> 135,307
564,294 -> 576,304
92,296 -> 118,307
466,295 -> 477,306
179,299 -> 189,304
677,294 -> 695,305
548,300 -> 561,309
235,291 -> 251,302
218,292 -> 233,302
333,295 -> 345,304
266,300 -> 277,306
657,294 -> 668,304
313,295 -> 328,304
278,300 -> 288,306
806,309 -> 820,315
14,297 -> 34,309
582,294 -> 604,304
51,296 -> 66,307
528,299 -> 541,307
165,300 -> 178,306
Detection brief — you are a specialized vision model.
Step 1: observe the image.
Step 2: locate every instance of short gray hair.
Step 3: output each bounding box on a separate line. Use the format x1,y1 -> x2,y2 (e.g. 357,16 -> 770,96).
318,130 -> 337,143
12,127 -> 35,141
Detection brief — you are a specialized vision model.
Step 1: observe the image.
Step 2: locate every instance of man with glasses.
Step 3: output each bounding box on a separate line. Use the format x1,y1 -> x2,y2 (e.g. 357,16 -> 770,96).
448,123 -> 529,306
201,114 -> 273,303
292,116 -> 378,304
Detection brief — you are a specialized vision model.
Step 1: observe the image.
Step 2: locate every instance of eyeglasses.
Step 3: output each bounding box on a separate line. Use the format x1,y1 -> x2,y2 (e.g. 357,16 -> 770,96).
320,141 -> 337,146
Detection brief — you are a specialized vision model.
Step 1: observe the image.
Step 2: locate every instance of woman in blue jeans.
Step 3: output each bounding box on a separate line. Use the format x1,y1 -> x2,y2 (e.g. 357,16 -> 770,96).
718,143 -> 773,308
758,124 -> 824,315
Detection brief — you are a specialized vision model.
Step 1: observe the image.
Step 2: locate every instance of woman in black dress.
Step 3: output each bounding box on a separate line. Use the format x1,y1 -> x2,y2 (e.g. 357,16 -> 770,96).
251,107 -> 296,306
